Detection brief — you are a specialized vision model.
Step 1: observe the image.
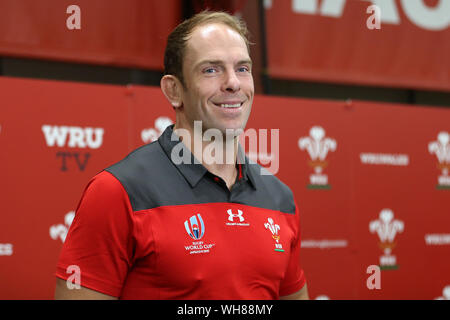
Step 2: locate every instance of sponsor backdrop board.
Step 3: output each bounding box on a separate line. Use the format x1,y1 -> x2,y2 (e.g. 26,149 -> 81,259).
0,0 -> 180,70
350,101 -> 450,299
0,78 -> 131,299
2,0 -> 448,92
265,0 -> 450,91
246,96 -> 357,299
0,76 -> 449,299
127,85 -> 175,150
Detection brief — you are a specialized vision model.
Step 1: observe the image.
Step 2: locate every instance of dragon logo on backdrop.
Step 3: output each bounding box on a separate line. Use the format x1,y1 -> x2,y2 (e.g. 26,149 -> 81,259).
435,286 -> 450,300
50,211 -> 75,243
369,209 -> 404,270
141,116 -> 173,144
428,131 -> 450,189
0,243 -> 13,256
298,126 -> 337,189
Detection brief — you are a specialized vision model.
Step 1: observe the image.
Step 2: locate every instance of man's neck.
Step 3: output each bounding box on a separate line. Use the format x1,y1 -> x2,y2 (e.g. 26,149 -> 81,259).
173,124 -> 239,190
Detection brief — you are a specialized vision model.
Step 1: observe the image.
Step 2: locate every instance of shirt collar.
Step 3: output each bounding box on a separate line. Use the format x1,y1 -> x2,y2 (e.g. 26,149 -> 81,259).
158,125 -> 257,189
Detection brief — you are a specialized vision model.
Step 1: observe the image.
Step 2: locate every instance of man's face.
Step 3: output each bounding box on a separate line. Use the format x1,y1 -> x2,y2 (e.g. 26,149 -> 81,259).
179,23 -> 254,135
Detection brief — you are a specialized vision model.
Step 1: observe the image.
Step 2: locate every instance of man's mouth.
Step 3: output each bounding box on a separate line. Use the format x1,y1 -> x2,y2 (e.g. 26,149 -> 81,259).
213,102 -> 244,108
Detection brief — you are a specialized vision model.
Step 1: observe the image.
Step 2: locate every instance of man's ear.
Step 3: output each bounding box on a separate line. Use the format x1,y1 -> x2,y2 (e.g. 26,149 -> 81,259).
160,75 -> 183,108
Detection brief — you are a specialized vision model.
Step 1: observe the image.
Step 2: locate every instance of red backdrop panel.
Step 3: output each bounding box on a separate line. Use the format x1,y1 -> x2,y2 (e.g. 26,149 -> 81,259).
350,100 -> 450,299
0,0 -> 180,70
0,76 -> 449,299
265,0 -> 450,91
126,85 -> 176,150
246,96 -> 357,299
0,77 -> 131,299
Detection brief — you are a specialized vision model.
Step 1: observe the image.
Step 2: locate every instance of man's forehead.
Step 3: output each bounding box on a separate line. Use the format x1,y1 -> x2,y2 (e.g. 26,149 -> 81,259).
195,23 -> 237,38
188,23 -> 246,46
179,23 -> 249,81
184,23 -> 249,63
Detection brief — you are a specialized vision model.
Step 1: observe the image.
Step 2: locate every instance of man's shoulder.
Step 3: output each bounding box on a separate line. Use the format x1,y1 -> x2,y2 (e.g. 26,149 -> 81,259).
106,140 -> 167,179
103,141 -> 176,210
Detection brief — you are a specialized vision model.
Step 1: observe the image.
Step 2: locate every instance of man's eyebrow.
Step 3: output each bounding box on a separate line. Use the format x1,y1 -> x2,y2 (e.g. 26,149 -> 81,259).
195,60 -> 223,68
237,59 -> 253,66
195,59 -> 253,68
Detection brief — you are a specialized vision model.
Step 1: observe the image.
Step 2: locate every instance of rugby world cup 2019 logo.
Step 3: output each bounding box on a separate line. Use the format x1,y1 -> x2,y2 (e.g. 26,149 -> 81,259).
369,209 -> 404,270
428,131 -> 450,189
184,214 -> 215,255
184,214 -> 205,240
298,126 -> 337,189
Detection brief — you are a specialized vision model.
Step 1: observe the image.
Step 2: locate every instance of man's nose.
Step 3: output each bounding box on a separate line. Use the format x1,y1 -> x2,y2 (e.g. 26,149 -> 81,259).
222,70 -> 240,92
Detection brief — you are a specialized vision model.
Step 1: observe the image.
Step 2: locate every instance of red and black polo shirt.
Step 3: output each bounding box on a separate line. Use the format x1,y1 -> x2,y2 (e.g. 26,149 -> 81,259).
56,125 -> 306,299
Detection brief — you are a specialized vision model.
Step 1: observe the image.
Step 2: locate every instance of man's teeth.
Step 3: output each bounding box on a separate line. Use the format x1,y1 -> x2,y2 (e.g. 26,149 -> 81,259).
220,103 -> 241,108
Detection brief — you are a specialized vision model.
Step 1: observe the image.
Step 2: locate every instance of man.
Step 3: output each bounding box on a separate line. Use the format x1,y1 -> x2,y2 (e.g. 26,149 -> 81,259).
54,11 -> 308,300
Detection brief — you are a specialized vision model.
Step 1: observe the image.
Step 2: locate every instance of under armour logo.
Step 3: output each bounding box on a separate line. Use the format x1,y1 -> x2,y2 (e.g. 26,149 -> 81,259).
227,209 -> 244,222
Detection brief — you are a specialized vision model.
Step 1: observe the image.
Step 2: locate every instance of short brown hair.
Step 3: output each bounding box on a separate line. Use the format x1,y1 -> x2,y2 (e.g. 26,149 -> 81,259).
163,10 -> 251,86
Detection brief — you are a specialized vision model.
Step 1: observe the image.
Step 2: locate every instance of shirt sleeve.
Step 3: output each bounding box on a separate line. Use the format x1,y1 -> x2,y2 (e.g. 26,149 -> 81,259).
55,170 -> 135,297
279,200 -> 307,297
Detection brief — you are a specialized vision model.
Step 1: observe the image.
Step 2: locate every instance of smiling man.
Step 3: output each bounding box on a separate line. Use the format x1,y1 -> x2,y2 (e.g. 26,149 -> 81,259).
161,12 -> 255,189
54,11 -> 308,300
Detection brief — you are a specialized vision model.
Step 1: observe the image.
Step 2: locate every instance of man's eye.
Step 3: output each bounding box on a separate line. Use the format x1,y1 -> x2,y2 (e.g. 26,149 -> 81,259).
238,66 -> 250,73
204,68 -> 217,74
